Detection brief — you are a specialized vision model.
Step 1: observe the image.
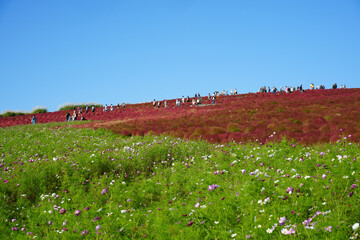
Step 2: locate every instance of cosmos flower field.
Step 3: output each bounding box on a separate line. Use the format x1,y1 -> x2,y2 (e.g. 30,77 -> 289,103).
1,123 -> 359,239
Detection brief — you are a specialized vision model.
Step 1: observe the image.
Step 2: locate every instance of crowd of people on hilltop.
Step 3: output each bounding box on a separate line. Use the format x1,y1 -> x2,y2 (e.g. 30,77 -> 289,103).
64,105 -> 97,122
149,88 -> 239,109
64,102 -> 128,122
58,83 -> 348,123
259,85 -> 304,93
259,83 -> 346,94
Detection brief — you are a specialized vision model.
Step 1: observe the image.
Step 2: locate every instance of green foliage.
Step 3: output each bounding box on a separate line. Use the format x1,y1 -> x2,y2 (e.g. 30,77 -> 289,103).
227,122 -> 241,133
0,123 -> 359,239
31,108 -> 48,114
0,111 -> 27,117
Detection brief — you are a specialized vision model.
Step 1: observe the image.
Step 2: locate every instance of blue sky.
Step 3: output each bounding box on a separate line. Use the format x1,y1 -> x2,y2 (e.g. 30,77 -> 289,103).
1,0 -> 359,113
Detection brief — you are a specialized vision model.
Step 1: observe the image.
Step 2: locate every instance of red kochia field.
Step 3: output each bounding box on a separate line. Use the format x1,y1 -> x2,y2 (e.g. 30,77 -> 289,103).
1,88 -> 360,144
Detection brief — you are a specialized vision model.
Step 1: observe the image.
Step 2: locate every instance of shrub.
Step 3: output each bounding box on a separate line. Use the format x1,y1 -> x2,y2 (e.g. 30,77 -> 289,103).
0,111 -> 27,117
58,103 -> 103,111
227,122 -> 241,133
31,106 -> 48,114
209,126 -> 226,135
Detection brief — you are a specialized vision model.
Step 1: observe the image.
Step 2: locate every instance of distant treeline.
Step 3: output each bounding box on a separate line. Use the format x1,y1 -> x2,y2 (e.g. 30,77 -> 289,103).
0,108 -> 48,117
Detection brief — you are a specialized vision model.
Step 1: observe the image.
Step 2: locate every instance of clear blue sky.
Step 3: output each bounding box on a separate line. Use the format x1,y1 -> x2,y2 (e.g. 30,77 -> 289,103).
1,0 -> 359,113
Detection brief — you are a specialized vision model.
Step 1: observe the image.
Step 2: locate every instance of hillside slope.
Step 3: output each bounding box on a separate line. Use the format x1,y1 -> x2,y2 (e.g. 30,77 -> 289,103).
1,88 -> 360,144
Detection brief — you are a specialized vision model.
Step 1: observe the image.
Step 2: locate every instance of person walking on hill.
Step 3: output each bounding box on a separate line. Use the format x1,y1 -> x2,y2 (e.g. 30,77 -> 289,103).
92,106 -> 95,112
86,105 -> 89,113
31,115 -> 36,124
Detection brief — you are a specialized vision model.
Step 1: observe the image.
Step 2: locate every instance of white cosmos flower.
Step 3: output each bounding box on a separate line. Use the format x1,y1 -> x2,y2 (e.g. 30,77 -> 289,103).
353,223 -> 359,231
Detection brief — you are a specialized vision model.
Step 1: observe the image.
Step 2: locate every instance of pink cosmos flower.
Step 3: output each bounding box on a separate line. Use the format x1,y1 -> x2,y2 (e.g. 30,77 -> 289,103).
208,184 -> 219,191
325,226 -> 332,232
279,217 -> 287,226
101,187 -> 108,195
286,187 -> 294,193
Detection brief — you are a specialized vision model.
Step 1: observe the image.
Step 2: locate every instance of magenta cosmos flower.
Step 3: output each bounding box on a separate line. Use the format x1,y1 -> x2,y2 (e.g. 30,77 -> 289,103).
208,184 -> 219,192
101,187 -> 108,195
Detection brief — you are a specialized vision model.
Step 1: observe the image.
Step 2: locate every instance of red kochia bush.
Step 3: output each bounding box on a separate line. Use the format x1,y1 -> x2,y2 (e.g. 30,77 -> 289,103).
2,88 -> 360,145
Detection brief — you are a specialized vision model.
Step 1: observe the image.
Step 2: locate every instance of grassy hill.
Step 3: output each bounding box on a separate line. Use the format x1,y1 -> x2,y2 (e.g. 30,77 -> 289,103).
1,88 -> 360,145
0,123 -> 359,239
1,89 -> 360,239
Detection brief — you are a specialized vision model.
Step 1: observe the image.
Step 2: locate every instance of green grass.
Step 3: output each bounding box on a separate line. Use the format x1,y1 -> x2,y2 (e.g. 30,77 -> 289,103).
0,123 -> 359,239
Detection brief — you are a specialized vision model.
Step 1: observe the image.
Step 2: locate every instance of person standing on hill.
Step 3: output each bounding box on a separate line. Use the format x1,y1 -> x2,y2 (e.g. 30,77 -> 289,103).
153,99 -> 156,108
86,105 -> 89,113
65,112 -> 70,122
31,115 -> 36,124
92,106 -> 95,112
72,110 -> 77,121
